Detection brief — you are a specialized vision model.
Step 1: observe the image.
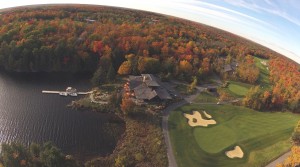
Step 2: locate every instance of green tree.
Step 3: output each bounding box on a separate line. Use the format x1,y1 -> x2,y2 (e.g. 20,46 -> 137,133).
40,142 -> 66,167
0,143 -> 31,167
137,57 -> 160,74
29,143 -> 41,158
106,64 -> 116,82
91,66 -> 104,86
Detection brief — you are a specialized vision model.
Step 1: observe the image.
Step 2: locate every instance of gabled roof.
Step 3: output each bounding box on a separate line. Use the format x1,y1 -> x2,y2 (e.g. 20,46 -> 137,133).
129,74 -> 172,100
145,80 -> 160,87
133,84 -> 157,100
141,74 -> 160,87
155,88 -> 172,100
128,75 -> 143,90
224,64 -> 233,72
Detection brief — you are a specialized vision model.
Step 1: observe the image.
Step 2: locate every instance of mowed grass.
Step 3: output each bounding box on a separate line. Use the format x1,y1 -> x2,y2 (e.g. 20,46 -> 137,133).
193,92 -> 218,103
169,104 -> 300,167
254,57 -> 270,89
226,81 -> 252,97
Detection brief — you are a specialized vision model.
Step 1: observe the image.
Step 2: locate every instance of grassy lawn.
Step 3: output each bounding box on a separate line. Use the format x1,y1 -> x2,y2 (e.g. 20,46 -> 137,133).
254,57 -> 270,89
174,84 -> 196,95
169,104 -> 300,167
225,81 -> 253,97
193,92 -> 217,103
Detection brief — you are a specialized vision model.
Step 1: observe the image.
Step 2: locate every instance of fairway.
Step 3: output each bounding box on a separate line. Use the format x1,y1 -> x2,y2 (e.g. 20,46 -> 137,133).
226,81 -> 252,97
169,104 -> 300,167
254,57 -> 270,89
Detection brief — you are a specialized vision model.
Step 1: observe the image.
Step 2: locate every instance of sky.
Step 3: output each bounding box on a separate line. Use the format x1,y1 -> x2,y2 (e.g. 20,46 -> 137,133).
1,0 -> 300,64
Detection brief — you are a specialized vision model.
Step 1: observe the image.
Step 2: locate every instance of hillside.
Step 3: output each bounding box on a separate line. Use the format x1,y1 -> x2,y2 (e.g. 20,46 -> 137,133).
0,5 -> 280,73
0,5 -> 298,112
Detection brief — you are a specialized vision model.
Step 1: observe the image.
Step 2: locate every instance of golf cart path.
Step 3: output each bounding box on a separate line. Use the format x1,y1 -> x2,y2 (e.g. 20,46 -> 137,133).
265,151 -> 291,167
161,87 -> 202,167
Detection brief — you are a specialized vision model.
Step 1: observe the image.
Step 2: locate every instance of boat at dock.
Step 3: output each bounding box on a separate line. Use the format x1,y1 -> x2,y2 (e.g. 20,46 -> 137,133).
59,92 -> 68,96
43,87 -> 88,97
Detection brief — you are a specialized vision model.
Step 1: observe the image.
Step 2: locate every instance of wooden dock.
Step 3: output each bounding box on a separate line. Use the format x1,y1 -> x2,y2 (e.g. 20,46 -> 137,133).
42,90 -> 61,94
42,90 -> 92,96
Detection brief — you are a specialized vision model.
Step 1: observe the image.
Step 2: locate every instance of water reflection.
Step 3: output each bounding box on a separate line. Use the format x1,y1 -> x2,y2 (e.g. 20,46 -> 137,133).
0,71 -> 124,159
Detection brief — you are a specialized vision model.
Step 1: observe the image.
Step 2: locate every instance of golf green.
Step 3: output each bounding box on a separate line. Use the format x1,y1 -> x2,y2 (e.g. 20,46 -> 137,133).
169,104 -> 300,167
194,125 -> 237,153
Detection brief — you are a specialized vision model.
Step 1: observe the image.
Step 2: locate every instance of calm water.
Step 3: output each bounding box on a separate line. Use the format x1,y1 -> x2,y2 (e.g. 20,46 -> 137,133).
0,71 -> 124,159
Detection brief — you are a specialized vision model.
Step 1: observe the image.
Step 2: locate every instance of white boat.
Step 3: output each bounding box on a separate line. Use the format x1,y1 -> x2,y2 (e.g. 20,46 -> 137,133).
69,93 -> 78,97
59,92 -> 68,96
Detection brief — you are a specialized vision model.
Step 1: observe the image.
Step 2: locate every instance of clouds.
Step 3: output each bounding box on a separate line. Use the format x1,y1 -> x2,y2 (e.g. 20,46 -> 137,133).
224,0 -> 300,27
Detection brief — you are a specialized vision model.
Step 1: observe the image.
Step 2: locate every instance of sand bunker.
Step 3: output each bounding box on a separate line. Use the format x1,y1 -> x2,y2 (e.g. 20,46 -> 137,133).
225,146 -> 244,158
203,111 -> 212,119
184,111 -> 216,127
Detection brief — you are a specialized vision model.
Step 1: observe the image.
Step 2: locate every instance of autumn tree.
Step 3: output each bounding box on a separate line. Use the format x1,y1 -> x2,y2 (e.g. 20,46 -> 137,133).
292,121 -> 300,145
201,57 -> 211,75
118,61 -> 132,75
276,146 -> 300,167
120,95 -> 135,115
277,121 -> 300,167
137,57 -> 160,74
237,55 -> 259,84
188,76 -> 197,93
243,86 -> 263,110
179,60 -> 193,77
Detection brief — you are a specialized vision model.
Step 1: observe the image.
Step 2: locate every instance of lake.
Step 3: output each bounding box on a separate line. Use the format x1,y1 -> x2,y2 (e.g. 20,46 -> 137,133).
0,71 -> 125,160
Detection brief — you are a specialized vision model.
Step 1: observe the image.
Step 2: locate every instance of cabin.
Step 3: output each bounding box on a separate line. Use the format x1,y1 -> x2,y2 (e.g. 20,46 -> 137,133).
223,62 -> 238,74
127,74 -> 172,102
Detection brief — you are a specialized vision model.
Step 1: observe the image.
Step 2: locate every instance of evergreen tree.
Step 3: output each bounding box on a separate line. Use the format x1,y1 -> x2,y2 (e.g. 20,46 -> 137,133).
107,64 -> 116,82
91,66 -> 104,86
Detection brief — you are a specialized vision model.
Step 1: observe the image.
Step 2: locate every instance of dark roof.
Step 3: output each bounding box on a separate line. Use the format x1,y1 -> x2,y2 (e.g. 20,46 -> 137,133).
129,76 -> 143,90
155,88 -> 172,100
133,84 -> 157,100
141,74 -> 160,87
145,80 -> 160,87
224,64 -> 233,72
230,62 -> 238,70
129,74 -> 172,100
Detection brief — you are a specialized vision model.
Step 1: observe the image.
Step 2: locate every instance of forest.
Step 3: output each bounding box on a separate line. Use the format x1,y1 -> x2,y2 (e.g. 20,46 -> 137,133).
0,5 -> 298,112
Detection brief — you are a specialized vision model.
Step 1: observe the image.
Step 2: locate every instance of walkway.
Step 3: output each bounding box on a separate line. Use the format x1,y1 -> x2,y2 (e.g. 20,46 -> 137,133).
265,151 -> 290,167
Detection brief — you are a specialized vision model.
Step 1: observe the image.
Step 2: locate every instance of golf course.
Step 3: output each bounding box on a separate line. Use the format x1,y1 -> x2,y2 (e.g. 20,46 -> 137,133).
169,103 -> 300,167
225,81 -> 252,97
